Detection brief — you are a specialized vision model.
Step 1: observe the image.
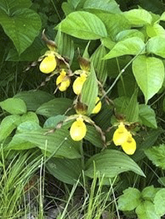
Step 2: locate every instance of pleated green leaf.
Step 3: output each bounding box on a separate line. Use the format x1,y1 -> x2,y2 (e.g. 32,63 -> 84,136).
85,125 -> 103,148
60,11 -> 107,40
85,149 -> 145,178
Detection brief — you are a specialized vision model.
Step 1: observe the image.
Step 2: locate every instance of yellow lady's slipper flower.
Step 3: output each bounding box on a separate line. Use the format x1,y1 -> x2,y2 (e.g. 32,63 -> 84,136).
73,73 -> 87,95
70,117 -> 87,141
56,69 -> 70,91
121,133 -> 136,155
113,122 -> 129,146
39,54 -> 56,74
92,97 -> 102,114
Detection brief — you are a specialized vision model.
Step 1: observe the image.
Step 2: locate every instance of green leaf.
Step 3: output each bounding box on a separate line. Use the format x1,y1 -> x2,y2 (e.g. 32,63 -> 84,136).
142,186 -> 158,202
116,29 -> 145,41
60,11 -> 107,40
0,115 -> 21,142
154,189 -> 165,216
103,37 -> 145,59
146,24 -> 165,38
14,90 -> 54,111
17,121 -> 41,133
0,8 -> 41,54
139,105 -> 157,128
46,158 -> 82,185
0,0 -> 32,12
85,125 -> 103,148
90,44 -> 108,84
147,36 -> 165,58
132,55 -> 164,103
81,64 -> 98,114
160,12 -> 165,21
145,144 -> 165,169
7,128 -> 81,159
44,115 -> 66,129
36,98 -> 73,117
124,9 -> 152,26
0,98 -> 27,115
83,0 -> 121,13
118,188 -> 141,211
21,112 -> 39,124
136,201 -> 159,219
85,149 -> 145,178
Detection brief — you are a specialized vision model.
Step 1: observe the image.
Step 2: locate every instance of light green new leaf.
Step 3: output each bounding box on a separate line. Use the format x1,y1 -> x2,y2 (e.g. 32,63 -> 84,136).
90,44 -> 108,84
160,12 -> 165,21
46,158 -> 82,185
60,11 -> 107,40
154,189 -> 165,216
132,55 -> 164,103
124,9 -> 152,26
85,149 -> 145,178
0,8 -> 41,54
0,98 -> 27,115
103,37 -> 145,59
136,201 -> 159,219
139,104 -> 157,128
0,115 -> 21,142
146,24 -> 165,38
83,0 -> 121,13
14,90 -> 54,111
81,64 -> 98,114
145,144 -> 165,169
36,98 -> 73,117
118,188 -> 141,211
142,186 -> 159,202
116,29 -> 145,41
7,128 -> 81,159
147,36 -> 165,58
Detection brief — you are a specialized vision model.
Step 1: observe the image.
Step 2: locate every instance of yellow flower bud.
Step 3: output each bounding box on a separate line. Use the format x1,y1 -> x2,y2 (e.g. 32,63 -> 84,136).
92,97 -> 102,114
56,69 -> 70,91
39,54 -> 56,74
121,133 -> 136,155
73,73 -> 87,95
113,122 -> 129,146
70,117 -> 87,141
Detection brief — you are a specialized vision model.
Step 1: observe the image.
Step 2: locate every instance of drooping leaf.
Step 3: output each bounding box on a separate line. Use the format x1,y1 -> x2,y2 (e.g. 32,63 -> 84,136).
46,158 -> 82,185
90,44 -> 108,84
0,115 -> 21,142
136,201 -> 159,219
14,90 -> 54,111
103,37 -> 145,59
36,98 -> 73,117
124,9 -> 152,26
81,63 -> 98,114
83,0 -> 121,13
145,144 -> 165,169
0,8 -> 41,54
85,149 -> 145,178
60,11 -> 107,40
147,36 -> 165,58
0,98 -> 27,115
6,128 -> 81,159
132,55 -> 164,103
154,189 -> 165,217
139,104 -> 157,128
118,188 -> 141,211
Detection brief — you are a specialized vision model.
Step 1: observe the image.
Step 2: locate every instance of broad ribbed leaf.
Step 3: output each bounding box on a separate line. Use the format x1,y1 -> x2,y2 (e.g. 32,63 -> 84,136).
15,90 -> 54,111
104,37 -> 145,59
46,158 -> 82,185
85,149 -> 145,178
83,0 -> 121,13
132,55 -> 164,103
85,125 -> 103,148
118,188 -> 141,211
0,0 -> 31,12
139,105 -> 157,128
0,115 -> 21,142
60,11 -> 107,40
90,45 -> 108,84
147,36 -> 165,58
0,8 -> 41,54
145,145 -> 165,169
81,64 -> 98,114
36,98 -> 73,117
136,201 -> 159,219
7,128 -> 81,159
124,9 -> 152,26
0,98 -> 27,115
